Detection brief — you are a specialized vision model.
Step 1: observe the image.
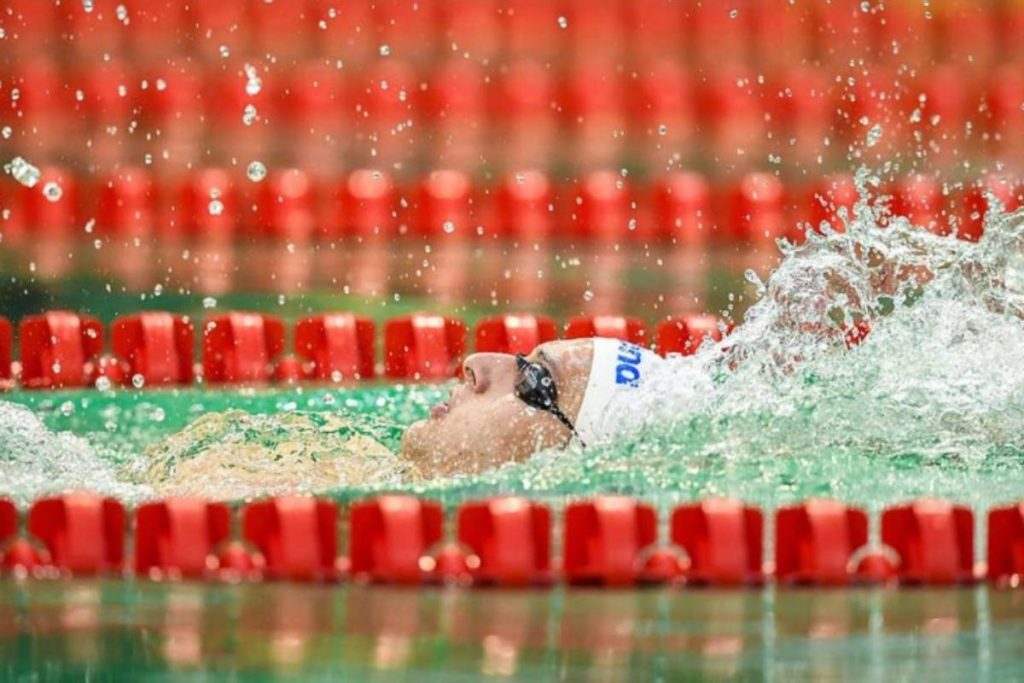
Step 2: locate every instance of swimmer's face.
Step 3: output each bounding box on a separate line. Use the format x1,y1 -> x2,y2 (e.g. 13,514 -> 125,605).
401,339 -> 594,477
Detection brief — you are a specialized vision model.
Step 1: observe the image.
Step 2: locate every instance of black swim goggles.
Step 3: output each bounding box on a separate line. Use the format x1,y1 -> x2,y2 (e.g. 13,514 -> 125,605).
514,354 -> 585,446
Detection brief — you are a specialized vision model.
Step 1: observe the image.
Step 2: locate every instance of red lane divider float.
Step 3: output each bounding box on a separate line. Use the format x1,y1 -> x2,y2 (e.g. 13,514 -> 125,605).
201,312 -> 286,384
988,503 -> 1024,587
457,497 -> 552,586
673,499 -> 764,586
655,314 -> 731,357
562,497 -> 659,586
28,493 -> 124,575
384,313 -> 467,381
1,496 -> 1022,587
294,313 -> 376,382
134,498 -> 230,580
775,499 -> 868,586
881,499 -> 976,585
243,497 -> 339,582
112,313 -> 195,387
474,313 -> 558,355
348,495 -> 444,584
565,315 -> 647,345
19,311 -> 104,389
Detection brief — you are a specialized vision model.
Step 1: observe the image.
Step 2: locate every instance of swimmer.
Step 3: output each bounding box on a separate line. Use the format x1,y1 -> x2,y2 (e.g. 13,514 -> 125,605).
401,338 -> 667,477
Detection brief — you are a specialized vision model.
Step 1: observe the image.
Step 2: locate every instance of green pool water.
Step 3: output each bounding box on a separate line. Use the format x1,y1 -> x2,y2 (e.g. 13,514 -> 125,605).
1,580 -> 1022,682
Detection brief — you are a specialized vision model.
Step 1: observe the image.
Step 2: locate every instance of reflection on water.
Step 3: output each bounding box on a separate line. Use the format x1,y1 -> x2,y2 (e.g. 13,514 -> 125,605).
0,580 -> 1020,681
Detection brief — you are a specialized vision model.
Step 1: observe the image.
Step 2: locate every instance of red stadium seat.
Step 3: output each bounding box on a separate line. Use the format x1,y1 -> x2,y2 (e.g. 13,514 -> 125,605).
651,172 -> 712,244
457,498 -> 552,586
28,494 -> 125,575
284,62 -> 348,172
568,171 -> 634,242
671,499 -> 764,586
185,0 -> 248,62
564,315 -> 646,345
96,167 -> 157,239
627,0 -> 685,59
494,61 -> 558,169
19,312 -> 104,389
562,69 -> 627,170
987,503 -> 1024,586
490,170 -> 555,242
890,174 -> 948,236
729,172 -> 788,243
242,496 -> 339,582
881,499 -> 975,585
631,61 -> 697,169
502,0 -> 561,60
111,313 -> 195,386
384,313 -> 466,380
250,0 -> 314,60
424,61 -> 488,168
438,0 -> 501,60
134,499 -> 231,579
201,313 -> 286,384
175,168 -> 239,241
0,317 -> 12,386
775,500 -> 869,586
474,314 -> 558,355
19,166 -> 80,236
414,169 -> 474,239
324,169 -> 397,239
655,315 -> 730,357
126,0 -> 186,60
294,313 -> 376,381
254,168 -> 317,241
63,0 -> 125,59
1,498 -> 46,573
961,175 -> 1023,243
348,495 -> 444,584
563,497 -> 658,586
312,0 -> 374,63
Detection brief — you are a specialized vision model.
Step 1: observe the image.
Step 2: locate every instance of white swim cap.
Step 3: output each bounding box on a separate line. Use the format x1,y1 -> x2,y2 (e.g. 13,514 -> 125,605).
574,338 -> 665,446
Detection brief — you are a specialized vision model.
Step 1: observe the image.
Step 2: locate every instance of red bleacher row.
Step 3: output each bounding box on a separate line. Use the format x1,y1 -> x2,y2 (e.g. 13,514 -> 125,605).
0,311 -> 730,389
4,0 -> 1023,68
5,58 -> 1024,172
1,494 -> 1022,588
3,167 -> 1022,245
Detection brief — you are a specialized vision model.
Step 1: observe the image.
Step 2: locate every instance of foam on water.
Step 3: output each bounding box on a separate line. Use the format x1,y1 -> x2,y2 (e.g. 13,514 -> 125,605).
2,171 -> 1024,507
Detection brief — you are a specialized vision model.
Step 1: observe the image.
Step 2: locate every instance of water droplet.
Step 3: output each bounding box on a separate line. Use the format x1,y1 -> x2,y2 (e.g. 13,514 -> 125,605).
242,104 -> 258,126
729,8 -> 739,18
94,376 -> 112,391
657,124 -> 668,136
42,182 -> 63,202
865,124 -> 883,148
208,199 -> 224,216
82,0 -> 94,13
379,44 -> 391,56
5,156 -> 41,187
247,161 -> 267,182
443,221 -> 455,234
1,126 -> 11,139
131,374 -> 145,389
243,63 -> 262,96
59,400 -> 74,416
116,4 -> 128,23
219,45 -> 230,58
202,297 -> 217,309
583,289 -> 594,302
557,16 -> 568,28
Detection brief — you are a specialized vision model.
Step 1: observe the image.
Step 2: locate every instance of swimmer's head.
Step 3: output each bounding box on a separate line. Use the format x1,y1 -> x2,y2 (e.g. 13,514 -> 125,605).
400,338 -> 664,477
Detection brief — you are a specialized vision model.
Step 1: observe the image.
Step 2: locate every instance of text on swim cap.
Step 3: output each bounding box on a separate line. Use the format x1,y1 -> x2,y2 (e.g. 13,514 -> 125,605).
614,342 -> 644,387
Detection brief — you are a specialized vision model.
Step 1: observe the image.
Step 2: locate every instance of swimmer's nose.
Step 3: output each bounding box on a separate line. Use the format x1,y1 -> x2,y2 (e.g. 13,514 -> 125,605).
462,353 -> 516,393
